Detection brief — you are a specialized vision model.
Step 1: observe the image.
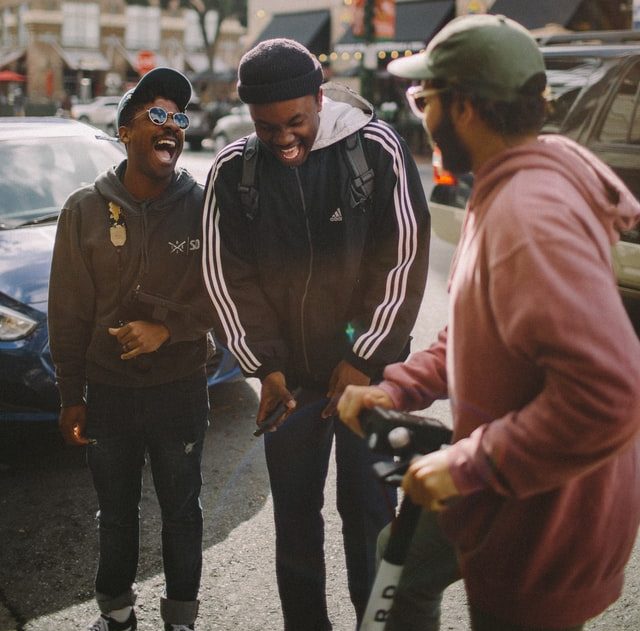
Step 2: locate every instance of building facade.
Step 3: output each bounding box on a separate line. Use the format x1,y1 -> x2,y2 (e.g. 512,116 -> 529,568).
0,0 -> 245,106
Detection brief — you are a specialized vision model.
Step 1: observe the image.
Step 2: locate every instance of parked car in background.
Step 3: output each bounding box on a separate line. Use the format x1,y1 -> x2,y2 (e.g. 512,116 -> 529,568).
70,95 -> 120,136
185,97 -> 210,151
0,118 -> 241,423
426,31 -> 640,334
212,103 -> 255,152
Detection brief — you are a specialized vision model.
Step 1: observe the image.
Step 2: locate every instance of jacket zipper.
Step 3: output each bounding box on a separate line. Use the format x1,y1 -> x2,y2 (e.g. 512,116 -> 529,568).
295,168 -> 313,375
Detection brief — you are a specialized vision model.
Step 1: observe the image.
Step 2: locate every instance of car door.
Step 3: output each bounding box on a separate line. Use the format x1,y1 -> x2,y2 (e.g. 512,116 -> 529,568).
584,57 -> 640,329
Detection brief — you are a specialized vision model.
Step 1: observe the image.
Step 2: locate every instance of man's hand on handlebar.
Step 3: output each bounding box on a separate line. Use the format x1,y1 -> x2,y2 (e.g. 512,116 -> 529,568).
337,384 -> 395,437
338,391 -> 459,512
403,449 -> 460,512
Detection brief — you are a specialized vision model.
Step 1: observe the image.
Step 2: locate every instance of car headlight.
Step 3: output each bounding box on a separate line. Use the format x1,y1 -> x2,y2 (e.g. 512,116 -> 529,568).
0,304 -> 38,340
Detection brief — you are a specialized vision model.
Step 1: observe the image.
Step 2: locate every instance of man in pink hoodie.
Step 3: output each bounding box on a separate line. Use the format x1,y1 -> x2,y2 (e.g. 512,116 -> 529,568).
338,14 -> 640,631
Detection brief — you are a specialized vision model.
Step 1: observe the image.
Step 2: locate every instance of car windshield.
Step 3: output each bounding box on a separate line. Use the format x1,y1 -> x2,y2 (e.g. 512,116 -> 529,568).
0,135 -> 123,228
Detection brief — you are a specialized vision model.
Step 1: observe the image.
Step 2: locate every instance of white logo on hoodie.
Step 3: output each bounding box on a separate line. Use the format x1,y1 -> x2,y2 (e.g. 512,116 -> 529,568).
169,238 -> 201,254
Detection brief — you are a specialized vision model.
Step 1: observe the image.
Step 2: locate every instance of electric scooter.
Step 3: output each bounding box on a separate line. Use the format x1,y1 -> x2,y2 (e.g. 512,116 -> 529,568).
358,407 -> 452,631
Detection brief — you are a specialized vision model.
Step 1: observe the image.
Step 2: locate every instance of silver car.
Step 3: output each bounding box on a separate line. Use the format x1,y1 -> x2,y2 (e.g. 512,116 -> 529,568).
71,95 -> 121,136
212,104 -> 255,152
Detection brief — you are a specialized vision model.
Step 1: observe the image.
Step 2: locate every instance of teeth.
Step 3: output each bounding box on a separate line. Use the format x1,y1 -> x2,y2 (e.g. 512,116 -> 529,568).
156,139 -> 176,149
281,146 -> 299,159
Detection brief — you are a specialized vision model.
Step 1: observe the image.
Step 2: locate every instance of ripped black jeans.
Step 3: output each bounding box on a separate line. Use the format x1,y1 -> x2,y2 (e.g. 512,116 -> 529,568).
86,374 -> 208,625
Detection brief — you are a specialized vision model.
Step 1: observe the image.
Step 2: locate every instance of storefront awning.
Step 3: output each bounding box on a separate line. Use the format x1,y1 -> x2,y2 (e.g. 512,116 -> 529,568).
59,48 -> 110,72
0,48 -> 26,69
489,0 -> 584,31
336,0 -> 455,52
253,10 -> 331,56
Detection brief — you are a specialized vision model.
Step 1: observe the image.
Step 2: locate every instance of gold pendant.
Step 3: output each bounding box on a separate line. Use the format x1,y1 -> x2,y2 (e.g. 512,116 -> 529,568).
108,201 -> 126,247
110,224 -> 127,247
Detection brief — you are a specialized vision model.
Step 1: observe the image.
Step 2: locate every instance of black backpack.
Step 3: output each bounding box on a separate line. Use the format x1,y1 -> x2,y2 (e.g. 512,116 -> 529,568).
237,131 -> 375,221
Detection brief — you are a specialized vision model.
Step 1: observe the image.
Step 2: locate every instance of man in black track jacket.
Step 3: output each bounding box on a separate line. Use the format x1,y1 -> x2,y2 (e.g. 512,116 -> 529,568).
202,39 -> 430,630
49,67 -> 211,631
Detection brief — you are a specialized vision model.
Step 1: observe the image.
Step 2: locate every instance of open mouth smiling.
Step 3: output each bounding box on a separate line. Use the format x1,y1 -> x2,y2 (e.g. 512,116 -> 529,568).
275,143 -> 304,165
154,136 -> 178,163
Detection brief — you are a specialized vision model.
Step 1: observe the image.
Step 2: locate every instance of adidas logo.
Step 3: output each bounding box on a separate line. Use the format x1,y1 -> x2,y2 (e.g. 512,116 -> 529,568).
330,209 -> 343,222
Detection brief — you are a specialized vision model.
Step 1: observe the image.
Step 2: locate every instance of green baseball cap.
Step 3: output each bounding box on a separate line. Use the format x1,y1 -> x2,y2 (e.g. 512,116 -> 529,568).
387,14 -> 545,102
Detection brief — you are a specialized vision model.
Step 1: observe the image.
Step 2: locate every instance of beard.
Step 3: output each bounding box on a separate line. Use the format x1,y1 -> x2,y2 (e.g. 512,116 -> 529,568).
427,107 -> 473,175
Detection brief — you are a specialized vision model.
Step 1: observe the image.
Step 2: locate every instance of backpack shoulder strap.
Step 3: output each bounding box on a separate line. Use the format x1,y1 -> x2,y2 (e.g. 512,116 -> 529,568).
342,131 -> 374,212
238,133 -> 260,221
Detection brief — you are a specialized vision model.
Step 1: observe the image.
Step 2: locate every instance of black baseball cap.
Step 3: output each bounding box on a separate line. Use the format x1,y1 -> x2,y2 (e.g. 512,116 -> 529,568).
116,67 -> 192,128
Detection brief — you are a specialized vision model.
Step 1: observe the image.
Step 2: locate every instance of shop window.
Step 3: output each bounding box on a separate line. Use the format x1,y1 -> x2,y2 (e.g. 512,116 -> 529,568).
61,3 -> 100,48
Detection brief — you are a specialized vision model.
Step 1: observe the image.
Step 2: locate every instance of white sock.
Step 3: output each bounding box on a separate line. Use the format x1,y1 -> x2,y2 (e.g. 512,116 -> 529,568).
108,606 -> 132,623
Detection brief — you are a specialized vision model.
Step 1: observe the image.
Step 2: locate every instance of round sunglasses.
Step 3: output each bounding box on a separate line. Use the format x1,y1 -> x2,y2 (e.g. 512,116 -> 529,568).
134,106 -> 190,130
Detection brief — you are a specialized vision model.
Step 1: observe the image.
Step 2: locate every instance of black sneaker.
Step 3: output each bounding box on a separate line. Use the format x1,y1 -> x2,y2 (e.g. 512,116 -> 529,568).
164,625 -> 194,631
87,610 -> 137,631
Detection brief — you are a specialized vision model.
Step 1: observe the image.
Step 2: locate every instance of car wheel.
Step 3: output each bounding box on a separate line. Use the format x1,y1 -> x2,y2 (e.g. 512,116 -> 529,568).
213,133 -> 229,154
106,123 -> 116,137
78,115 -> 90,124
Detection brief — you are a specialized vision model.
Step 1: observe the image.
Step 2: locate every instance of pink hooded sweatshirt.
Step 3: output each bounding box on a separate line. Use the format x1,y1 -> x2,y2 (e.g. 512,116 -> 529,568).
381,135 -> 640,627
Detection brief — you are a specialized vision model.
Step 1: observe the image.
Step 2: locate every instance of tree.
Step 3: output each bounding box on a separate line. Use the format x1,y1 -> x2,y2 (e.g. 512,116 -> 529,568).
183,0 -> 246,73
128,0 -> 247,73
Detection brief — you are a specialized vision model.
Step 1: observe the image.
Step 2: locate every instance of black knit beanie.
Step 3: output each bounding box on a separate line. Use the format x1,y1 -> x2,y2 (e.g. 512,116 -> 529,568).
237,38 -> 324,104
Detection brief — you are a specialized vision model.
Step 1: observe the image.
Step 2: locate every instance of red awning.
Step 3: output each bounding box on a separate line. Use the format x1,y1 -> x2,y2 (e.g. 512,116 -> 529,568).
0,70 -> 26,82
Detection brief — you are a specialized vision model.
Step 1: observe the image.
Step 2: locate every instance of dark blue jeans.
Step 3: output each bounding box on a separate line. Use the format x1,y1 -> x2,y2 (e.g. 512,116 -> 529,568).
85,373 -> 209,626
264,391 -> 396,631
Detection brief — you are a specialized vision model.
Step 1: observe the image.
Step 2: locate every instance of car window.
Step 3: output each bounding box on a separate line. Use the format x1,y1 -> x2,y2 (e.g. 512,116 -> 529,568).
598,61 -> 640,144
543,57 -> 603,133
0,136 -> 123,227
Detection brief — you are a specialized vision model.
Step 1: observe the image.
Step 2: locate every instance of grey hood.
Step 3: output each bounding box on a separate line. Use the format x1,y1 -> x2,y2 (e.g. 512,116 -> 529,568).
94,160 -> 199,213
312,82 -> 374,151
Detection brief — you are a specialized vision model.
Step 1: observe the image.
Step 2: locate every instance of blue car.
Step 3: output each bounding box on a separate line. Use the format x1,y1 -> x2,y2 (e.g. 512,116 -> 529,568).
0,117 -> 241,423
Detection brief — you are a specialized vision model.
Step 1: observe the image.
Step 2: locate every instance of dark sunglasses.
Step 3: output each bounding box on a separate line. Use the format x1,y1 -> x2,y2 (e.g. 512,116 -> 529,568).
135,106 -> 190,130
405,86 -> 449,118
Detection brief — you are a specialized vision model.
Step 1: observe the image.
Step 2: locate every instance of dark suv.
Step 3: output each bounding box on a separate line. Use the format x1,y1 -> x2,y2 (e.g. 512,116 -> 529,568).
428,30 -> 640,333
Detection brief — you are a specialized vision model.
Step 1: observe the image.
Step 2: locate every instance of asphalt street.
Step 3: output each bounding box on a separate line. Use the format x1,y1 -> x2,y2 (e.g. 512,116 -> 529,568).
1,148 -> 638,630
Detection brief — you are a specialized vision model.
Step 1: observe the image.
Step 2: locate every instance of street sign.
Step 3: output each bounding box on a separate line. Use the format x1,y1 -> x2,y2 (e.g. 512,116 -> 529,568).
137,50 -> 157,76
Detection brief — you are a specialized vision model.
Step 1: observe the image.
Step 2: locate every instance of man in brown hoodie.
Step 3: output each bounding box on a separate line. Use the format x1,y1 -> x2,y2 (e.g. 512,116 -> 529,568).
338,14 -> 640,631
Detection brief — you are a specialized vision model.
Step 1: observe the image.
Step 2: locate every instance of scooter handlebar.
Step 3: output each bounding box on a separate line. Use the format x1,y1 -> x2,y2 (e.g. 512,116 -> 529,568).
359,407 -> 452,459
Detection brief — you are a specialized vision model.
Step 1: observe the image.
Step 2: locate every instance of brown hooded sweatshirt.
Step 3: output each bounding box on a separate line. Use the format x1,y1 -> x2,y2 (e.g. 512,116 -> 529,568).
381,135 -> 640,627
